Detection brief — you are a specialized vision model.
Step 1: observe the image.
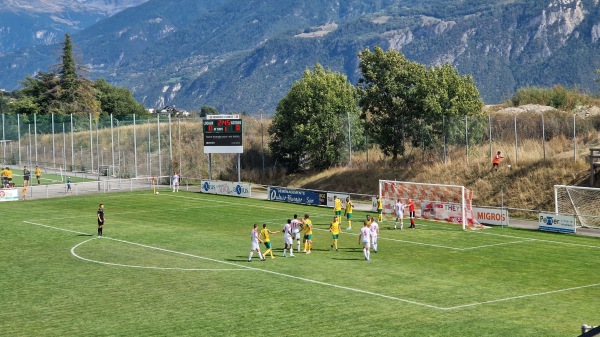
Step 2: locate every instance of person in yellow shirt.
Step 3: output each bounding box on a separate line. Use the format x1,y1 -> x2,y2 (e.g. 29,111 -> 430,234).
35,166 -> 42,185
6,167 -> 13,187
301,214 -> 313,254
329,216 -> 341,252
376,195 -> 383,222
259,224 -> 279,259
344,197 -> 353,230
1,167 -> 8,187
333,195 -> 342,223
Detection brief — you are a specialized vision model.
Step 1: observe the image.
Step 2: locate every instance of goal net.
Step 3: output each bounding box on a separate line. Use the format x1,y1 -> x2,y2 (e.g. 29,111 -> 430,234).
554,185 -> 600,229
379,180 -> 484,230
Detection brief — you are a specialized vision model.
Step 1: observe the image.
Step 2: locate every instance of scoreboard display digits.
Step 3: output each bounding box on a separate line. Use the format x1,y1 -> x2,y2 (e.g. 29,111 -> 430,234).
203,119 -> 242,133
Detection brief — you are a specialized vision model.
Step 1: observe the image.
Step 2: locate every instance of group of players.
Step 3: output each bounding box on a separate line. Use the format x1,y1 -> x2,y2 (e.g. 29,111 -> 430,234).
248,195 -> 417,262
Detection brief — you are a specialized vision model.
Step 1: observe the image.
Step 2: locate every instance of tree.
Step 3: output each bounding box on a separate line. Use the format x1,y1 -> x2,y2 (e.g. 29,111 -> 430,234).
357,46 -> 427,160
269,63 -> 360,172
16,72 -> 60,115
94,79 -> 147,118
55,34 -> 101,118
357,46 -> 483,160
199,105 -> 219,117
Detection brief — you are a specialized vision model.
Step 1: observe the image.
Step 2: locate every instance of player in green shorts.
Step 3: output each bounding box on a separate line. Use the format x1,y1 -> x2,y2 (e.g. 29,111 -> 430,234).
259,224 -> 278,259
345,197 -> 353,230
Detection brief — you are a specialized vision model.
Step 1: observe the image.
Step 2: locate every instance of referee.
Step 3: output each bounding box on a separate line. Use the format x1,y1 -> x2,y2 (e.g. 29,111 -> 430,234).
97,204 -> 105,237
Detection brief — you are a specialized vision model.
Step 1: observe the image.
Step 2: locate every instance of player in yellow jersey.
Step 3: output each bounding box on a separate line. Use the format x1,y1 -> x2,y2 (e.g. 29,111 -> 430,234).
301,214 -> 313,254
35,166 -> 42,185
6,167 -> 13,187
259,224 -> 279,259
344,197 -> 353,230
1,167 -> 7,188
376,195 -> 383,222
333,195 -> 342,223
329,216 -> 341,251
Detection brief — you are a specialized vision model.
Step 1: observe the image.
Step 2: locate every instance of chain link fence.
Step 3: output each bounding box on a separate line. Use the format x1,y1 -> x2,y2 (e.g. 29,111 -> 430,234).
1,111 -> 599,181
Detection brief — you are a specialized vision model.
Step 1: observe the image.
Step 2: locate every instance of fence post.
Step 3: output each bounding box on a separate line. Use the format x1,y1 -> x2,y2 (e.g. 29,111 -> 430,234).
443,115 -> 447,164
488,114 -> 492,161
465,115 -> 469,162
51,113 -> 55,167
573,114 -> 577,162
111,114 -> 115,175
133,114 -> 138,178
89,114 -> 93,173
157,114 -> 162,178
542,113 -> 546,161
17,114 -> 21,166
514,115 -> 518,164
34,113 -> 38,165
1,113 -> 4,162
70,114 -> 74,170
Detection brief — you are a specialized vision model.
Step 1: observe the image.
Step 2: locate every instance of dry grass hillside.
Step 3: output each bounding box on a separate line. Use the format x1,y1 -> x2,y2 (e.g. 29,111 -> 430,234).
286,137 -> 598,214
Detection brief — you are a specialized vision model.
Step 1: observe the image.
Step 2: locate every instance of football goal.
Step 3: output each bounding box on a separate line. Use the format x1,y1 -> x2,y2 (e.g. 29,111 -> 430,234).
379,180 -> 483,230
554,185 -> 600,229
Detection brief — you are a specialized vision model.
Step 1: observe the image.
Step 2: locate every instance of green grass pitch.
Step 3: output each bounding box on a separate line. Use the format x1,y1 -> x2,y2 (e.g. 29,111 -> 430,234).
1,191 -> 599,336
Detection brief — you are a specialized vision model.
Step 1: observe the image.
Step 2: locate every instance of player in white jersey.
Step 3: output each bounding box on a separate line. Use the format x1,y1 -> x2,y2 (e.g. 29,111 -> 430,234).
172,172 -> 180,192
370,219 -> 380,253
282,219 -> 295,257
248,224 -> 265,262
394,199 -> 405,230
358,221 -> 371,261
290,214 -> 302,252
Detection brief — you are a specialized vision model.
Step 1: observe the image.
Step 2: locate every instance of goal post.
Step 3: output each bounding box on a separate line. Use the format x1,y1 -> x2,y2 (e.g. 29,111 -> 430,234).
554,185 -> 600,229
378,180 -> 483,230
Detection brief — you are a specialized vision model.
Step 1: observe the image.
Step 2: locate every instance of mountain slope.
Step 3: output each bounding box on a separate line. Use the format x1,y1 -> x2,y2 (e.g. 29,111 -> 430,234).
1,0 -> 600,113
0,0 -> 148,54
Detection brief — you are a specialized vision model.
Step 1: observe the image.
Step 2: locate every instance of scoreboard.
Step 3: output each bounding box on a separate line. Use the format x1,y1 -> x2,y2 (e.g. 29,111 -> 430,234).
203,115 -> 243,153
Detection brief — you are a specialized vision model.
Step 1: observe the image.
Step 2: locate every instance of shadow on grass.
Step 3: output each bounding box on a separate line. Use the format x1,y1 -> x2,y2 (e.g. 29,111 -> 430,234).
331,257 -> 363,261
77,234 -> 95,237
226,257 -> 257,262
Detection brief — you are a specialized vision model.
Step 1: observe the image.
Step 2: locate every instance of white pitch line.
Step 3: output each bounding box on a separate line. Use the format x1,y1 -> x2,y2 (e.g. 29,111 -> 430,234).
458,239 -> 536,251
71,239 -> 250,272
22,220 -> 444,310
444,282 -> 600,310
471,231 -> 600,250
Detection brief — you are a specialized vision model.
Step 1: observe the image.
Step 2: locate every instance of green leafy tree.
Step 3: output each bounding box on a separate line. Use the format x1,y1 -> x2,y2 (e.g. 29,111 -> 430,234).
269,63 -> 360,172
199,105 -> 219,117
357,46 -> 483,160
94,79 -> 147,118
357,46 -> 427,160
16,72 -> 60,115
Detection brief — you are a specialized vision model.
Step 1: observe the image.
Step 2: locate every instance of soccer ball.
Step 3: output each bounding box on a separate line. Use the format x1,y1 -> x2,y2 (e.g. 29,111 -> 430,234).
155,191 -> 159,195
508,165 -> 512,169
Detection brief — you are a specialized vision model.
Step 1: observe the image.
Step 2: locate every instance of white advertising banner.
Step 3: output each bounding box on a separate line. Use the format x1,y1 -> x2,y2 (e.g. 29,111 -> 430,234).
0,188 -> 19,202
474,207 -> 509,226
421,201 -> 465,225
538,213 -> 576,234
326,193 -> 350,208
200,180 -> 251,197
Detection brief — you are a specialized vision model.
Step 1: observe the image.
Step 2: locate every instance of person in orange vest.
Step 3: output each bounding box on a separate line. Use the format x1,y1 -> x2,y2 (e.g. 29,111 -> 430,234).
491,151 -> 504,171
